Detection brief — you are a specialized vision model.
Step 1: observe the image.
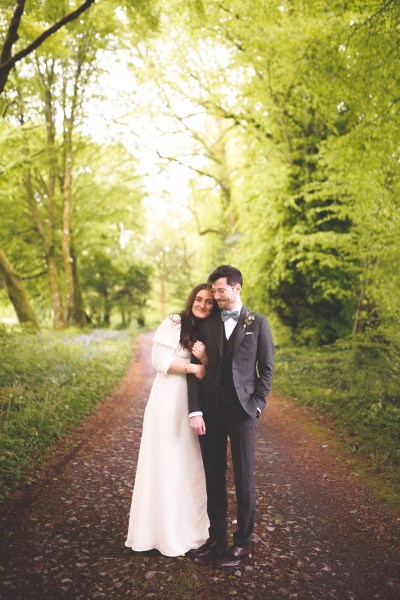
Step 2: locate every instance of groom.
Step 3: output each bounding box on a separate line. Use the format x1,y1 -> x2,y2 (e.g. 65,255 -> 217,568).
188,265 -> 274,568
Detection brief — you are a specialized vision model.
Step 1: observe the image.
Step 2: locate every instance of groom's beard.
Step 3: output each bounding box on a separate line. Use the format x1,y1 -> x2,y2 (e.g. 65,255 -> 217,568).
217,296 -> 235,310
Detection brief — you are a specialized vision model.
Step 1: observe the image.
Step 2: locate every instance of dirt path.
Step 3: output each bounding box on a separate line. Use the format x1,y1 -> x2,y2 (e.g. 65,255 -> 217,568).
0,332 -> 399,600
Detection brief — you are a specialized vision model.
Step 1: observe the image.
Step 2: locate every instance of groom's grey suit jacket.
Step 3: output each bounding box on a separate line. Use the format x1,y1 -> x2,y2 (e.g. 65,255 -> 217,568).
188,305 -> 274,420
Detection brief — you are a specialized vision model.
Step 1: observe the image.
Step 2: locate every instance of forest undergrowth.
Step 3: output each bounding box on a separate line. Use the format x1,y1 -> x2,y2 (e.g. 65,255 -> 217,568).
274,336 -> 400,498
0,326 -> 135,499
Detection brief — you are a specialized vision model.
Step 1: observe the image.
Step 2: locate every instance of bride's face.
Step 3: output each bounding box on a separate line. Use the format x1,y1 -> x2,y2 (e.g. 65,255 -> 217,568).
191,289 -> 214,319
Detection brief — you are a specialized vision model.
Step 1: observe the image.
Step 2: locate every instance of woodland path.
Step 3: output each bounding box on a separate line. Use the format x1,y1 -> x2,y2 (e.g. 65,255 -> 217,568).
0,332 -> 399,600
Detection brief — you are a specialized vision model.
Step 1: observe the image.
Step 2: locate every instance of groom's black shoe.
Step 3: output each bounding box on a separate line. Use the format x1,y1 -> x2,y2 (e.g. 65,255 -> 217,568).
193,537 -> 228,559
215,543 -> 252,569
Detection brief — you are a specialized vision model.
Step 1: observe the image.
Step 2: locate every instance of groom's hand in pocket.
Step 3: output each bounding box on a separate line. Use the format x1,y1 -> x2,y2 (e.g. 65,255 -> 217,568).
190,416 -> 206,436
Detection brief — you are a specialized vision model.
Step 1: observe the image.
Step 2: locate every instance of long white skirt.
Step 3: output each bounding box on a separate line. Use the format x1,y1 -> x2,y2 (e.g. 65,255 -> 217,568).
125,370 -> 209,557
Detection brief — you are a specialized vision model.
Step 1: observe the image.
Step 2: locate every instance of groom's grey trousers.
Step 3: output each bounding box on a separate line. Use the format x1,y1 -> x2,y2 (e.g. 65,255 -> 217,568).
199,401 -> 256,547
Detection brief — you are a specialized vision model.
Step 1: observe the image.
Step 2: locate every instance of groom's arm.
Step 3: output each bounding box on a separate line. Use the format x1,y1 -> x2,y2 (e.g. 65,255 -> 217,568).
187,318 -> 206,415
187,360 -> 207,434
253,315 -> 274,413
187,369 -> 202,414
187,320 -> 207,434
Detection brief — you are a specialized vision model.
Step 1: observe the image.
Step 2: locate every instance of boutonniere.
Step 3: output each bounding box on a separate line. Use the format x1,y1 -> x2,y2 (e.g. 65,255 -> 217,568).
243,310 -> 255,330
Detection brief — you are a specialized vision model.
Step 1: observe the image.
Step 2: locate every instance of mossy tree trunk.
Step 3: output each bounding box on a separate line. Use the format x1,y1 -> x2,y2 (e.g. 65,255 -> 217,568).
0,246 -> 39,331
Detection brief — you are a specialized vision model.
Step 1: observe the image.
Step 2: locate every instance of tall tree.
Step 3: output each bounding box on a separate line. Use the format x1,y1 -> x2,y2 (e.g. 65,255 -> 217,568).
0,0 -> 159,328
0,0 -> 97,328
21,59 -> 66,329
59,22 -> 100,327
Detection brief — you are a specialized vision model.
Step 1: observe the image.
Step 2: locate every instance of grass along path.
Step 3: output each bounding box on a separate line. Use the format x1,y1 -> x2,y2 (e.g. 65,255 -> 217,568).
0,328 -> 134,499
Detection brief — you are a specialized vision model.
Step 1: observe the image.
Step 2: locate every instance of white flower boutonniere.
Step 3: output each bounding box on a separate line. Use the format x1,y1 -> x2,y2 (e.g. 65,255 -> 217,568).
243,310 -> 255,330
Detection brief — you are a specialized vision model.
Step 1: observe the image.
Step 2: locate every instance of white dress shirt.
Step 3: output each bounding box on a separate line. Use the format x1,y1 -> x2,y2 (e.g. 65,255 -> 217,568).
223,302 -> 242,339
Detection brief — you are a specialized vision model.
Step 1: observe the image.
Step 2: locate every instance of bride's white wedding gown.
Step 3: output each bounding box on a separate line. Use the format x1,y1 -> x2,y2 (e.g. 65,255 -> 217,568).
125,316 -> 209,557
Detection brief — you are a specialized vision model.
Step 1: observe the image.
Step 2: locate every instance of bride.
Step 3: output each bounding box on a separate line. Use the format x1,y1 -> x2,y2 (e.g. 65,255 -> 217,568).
125,283 -> 215,556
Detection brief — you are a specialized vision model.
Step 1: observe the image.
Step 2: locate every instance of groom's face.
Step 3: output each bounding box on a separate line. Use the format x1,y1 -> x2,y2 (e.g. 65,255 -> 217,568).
210,277 -> 241,310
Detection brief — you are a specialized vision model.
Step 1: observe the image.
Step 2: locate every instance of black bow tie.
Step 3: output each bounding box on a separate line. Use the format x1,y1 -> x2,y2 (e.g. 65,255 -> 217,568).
221,310 -> 240,322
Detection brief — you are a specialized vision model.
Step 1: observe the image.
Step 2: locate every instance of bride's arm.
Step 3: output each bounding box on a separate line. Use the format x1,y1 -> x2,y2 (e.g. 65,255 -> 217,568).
167,359 -> 205,380
151,314 -> 207,380
151,341 -> 205,380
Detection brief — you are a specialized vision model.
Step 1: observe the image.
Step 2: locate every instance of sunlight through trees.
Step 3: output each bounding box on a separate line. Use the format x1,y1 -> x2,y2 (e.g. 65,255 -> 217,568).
0,0 -> 399,345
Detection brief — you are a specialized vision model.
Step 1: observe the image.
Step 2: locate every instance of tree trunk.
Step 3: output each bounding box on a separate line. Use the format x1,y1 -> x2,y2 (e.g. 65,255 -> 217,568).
42,66 -> 65,329
353,257 -> 369,336
62,146 -> 86,327
61,50 -> 87,327
0,0 -> 26,95
62,107 -> 86,327
71,244 -> 87,327
62,117 -> 75,325
47,251 -> 65,330
103,288 -> 111,326
0,246 -> 39,331
24,166 -> 65,329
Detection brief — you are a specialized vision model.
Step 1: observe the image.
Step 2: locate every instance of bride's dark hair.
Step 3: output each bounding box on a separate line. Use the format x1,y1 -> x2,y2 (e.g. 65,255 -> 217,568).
173,283 -> 214,350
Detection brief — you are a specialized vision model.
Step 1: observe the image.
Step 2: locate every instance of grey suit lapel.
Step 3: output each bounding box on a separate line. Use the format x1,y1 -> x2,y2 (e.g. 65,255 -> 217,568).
211,311 -> 224,358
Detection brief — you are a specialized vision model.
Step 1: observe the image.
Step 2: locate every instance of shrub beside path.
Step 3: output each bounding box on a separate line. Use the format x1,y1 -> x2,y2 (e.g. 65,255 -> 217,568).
0,332 -> 399,600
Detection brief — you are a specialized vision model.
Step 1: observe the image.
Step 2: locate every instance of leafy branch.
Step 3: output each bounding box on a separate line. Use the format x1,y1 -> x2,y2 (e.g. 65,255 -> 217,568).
0,0 -> 96,95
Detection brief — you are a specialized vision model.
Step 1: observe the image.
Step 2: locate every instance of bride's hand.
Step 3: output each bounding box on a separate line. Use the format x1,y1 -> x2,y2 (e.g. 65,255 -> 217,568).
192,364 -> 205,380
192,341 -> 207,365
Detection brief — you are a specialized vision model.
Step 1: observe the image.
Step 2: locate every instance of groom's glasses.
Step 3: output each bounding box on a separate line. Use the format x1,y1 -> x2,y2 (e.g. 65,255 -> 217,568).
208,286 -> 235,296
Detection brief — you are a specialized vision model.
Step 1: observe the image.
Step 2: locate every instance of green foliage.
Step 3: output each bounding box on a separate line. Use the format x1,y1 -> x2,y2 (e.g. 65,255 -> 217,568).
0,0 -> 157,330
202,0 -> 400,346
2,0 -> 399,344
274,336 -> 400,484
72,142 -> 150,326
80,251 -> 152,327
0,327 -> 135,498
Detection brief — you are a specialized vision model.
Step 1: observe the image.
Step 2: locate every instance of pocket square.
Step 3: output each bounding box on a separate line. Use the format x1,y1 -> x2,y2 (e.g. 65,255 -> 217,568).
245,332 -> 254,335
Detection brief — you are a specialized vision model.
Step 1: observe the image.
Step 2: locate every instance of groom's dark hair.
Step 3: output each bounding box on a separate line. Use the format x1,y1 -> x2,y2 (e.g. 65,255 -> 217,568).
208,265 -> 243,287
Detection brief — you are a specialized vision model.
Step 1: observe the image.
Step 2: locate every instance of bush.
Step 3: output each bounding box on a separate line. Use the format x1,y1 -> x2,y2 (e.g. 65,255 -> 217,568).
0,328 -> 135,498
274,335 -> 400,484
